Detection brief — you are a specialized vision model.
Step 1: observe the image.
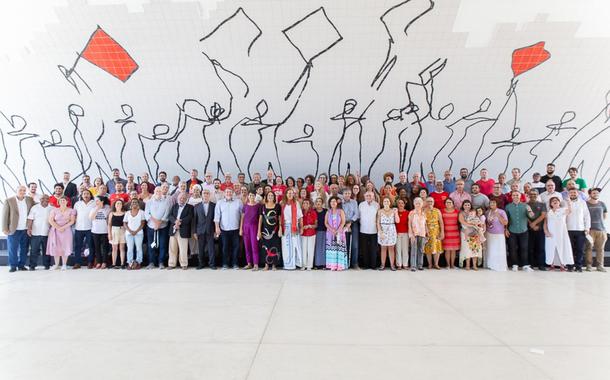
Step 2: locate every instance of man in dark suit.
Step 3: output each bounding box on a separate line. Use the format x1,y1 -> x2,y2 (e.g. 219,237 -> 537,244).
167,192 -> 194,269
62,171 -> 78,199
193,189 -> 216,269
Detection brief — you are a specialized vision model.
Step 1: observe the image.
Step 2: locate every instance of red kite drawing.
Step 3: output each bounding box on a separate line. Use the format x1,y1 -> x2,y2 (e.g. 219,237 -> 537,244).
511,41 -> 550,78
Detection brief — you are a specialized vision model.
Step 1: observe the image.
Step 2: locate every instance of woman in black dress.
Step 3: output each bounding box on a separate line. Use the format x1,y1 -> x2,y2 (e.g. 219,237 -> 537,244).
258,191 -> 282,270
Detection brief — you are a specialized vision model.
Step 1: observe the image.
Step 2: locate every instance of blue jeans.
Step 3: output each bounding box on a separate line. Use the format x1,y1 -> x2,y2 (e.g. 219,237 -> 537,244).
220,229 -> 239,267
73,230 -> 95,265
125,232 -> 144,264
147,226 -> 169,266
7,230 -> 29,269
29,235 -> 51,268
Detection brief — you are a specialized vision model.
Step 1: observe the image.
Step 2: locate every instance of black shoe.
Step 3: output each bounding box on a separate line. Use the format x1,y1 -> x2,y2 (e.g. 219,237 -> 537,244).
209,266 -> 217,270
196,266 -> 204,270
29,266 -> 36,271
44,266 -> 50,270
538,266 -> 547,271
9,267 -> 17,273
576,267 -> 583,273
568,267 -> 574,272
18,266 -> 28,271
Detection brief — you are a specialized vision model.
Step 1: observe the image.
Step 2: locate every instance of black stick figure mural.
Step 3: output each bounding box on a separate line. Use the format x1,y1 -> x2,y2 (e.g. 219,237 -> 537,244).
283,123 -> 321,177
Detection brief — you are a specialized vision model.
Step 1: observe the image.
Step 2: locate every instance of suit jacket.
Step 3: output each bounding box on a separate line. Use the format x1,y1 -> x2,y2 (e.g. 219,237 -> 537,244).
64,182 -> 78,199
193,201 -> 216,236
2,196 -> 35,235
186,178 -> 203,192
168,203 -> 194,238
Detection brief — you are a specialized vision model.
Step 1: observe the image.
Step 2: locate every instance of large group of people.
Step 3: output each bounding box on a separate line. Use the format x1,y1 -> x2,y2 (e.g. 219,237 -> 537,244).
1,163 -> 607,273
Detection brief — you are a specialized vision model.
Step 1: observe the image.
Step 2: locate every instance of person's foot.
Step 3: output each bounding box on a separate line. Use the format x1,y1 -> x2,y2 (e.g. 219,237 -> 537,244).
417,267 -> 424,271
135,263 -> 142,270
511,265 -> 518,272
209,266 -> 217,270
586,265 -> 592,272
473,266 -> 478,271
181,266 -> 188,270
61,265 -> 67,271
576,267 -> 583,273
410,267 -> 416,272
523,266 -> 533,273
146,263 -> 155,270
29,266 -> 36,271
272,265 -> 277,271
390,266 -> 396,271
87,263 -> 94,269
54,264 -> 61,270
597,266 -> 607,272
232,265 -> 239,270
167,266 -> 175,270
352,265 -> 361,270
538,266 -> 547,271
222,266 -> 229,270
73,264 -> 81,269
567,266 -> 573,272
196,265 -> 204,270
9,267 -> 16,273
113,265 -> 121,269
101,263 -> 107,269
18,266 -> 27,271
253,265 -> 259,271
243,264 -> 253,270
434,265 -> 441,270
159,264 -> 165,270
44,266 -> 50,270
263,265 -> 269,271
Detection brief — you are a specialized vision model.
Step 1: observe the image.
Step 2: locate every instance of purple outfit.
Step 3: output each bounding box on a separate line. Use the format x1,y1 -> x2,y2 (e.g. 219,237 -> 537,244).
46,208 -> 76,257
243,203 -> 262,265
485,209 -> 507,234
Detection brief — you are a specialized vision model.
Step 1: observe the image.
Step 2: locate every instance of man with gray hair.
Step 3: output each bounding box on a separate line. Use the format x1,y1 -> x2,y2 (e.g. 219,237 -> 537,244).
358,191 -> 379,269
2,185 -> 35,272
144,187 -> 171,269
194,189 -> 217,269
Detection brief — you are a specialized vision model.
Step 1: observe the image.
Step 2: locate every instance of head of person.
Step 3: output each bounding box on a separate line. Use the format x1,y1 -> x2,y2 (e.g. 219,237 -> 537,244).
153,186 -> 164,199
435,180 -> 444,192
329,196 -> 341,209
343,188 -> 352,200
141,183 -> 150,196
286,177 -> 296,188
202,189 -> 211,202
93,177 -> 103,187
28,182 -> 37,194
479,168 -> 488,179
141,172 -> 150,183
129,190 -> 138,200
224,173 -> 232,183
58,195 -> 69,208
549,196 -> 561,210
178,192 -> 188,206
16,185 -> 27,199
568,167 -> 578,179
192,185 -> 202,198
265,191 -> 276,204
383,183 -> 393,194
568,188 -> 579,200
510,168 -> 520,180
461,200 -> 472,212
397,197 -> 406,211
266,169 -> 274,181
299,188 -> 308,200
130,199 -> 140,211
381,197 -> 392,209
364,191 -> 374,203
318,173 -> 328,184
297,177 -> 305,188
352,184 -> 361,196
528,190 -> 538,202
329,174 -> 338,185
171,175 -> 180,185
398,188 -> 408,199
546,163 -> 555,175
411,184 -> 421,196
112,199 -> 124,212
256,186 -> 264,196
39,194 -> 50,207
53,183 -> 64,196
489,199 -> 497,210
444,197 -> 455,210
412,172 -> 421,183
245,191 -> 254,204
413,197 -> 423,210
237,173 -> 246,184
82,175 -> 90,184
126,182 -> 136,193
476,207 -> 484,216
399,171 -> 407,183
459,168 -> 469,179
63,171 -> 71,182
498,173 -> 506,183
115,182 -> 125,193
95,195 -> 109,207
565,180 -> 577,191
510,182 -> 520,193
492,183 -> 502,196
224,187 -> 234,200
190,169 -> 198,180
315,197 -> 324,209
305,174 -> 315,186
263,185 -> 272,195
588,187 -> 601,200
213,179 -> 221,189
454,179 -> 464,192
302,198 -> 311,211
523,182 -> 532,194
419,188 -> 428,198
545,180 -> 555,193
252,172 -> 261,184
274,176 -> 283,185
444,170 -> 452,181
511,190 -> 521,203
285,188 -> 295,202
98,184 -> 108,196
471,183 -> 480,195
81,189 -> 92,202
365,181 -> 375,192
532,172 -> 541,182
112,168 -> 121,180
159,171 -> 167,182
427,172 -> 436,183
127,173 -> 135,183
383,172 -> 394,184
425,197 -> 434,209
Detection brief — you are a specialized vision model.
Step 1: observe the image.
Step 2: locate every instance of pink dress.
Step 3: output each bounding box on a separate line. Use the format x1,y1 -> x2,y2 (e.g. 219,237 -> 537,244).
46,208 -> 76,257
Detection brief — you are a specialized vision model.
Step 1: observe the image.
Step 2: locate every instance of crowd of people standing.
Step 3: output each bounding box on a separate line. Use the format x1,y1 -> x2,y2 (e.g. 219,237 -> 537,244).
2,163 -> 607,273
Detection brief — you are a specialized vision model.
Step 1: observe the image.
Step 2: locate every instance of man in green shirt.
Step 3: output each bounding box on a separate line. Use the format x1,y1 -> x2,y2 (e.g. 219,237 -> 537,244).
562,167 -> 587,193
505,191 -> 535,272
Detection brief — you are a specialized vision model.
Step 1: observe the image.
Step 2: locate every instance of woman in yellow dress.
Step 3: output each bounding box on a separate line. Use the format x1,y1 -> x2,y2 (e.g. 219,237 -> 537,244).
423,197 -> 444,269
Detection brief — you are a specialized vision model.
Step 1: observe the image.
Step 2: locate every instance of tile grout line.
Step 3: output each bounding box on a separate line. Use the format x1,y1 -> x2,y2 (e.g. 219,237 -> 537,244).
412,274 -> 554,380
244,279 -> 285,380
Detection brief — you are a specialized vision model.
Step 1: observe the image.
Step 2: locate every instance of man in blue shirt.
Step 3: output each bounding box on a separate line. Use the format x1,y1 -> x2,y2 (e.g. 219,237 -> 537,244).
214,188 -> 243,269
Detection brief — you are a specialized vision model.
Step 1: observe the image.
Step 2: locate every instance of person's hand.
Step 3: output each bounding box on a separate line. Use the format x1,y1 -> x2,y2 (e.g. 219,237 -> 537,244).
2,230 -> 8,236
504,230 -> 510,238
27,229 -> 32,237
409,236 -> 415,244
108,233 -> 113,241
440,233 -> 445,240
545,231 -> 552,238
257,231 -> 262,240
239,229 -> 243,236
215,227 -> 220,238
193,233 -> 198,240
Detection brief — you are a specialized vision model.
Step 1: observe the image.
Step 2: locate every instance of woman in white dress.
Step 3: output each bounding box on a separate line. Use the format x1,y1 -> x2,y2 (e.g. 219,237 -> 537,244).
544,196 -> 573,271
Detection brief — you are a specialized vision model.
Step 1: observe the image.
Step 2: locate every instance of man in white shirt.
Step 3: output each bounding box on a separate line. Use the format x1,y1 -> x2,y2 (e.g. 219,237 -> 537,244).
565,189 -> 591,272
530,172 -> 545,194
358,191 -> 379,269
73,189 -> 97,269
2,185 -> 35,272
200,172 -> 216,197
27,182 -> 41,203
539,180 -> 564,208
27,194 -> 51,270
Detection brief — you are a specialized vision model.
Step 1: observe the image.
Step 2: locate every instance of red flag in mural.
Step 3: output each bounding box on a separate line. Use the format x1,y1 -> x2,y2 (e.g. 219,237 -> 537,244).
79,26 -> 139,82
511,41 -> 551,78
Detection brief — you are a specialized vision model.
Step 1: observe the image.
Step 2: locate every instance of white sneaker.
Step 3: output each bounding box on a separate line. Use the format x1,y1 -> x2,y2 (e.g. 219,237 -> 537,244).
523,266 -> 533,272
61,265 -> 67,271
54,264 -> 61,270
511,265 -> 518,272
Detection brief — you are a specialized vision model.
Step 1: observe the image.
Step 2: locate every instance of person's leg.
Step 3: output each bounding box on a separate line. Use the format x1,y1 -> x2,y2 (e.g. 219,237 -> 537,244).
370,234 -> 379,269
231,230 -> 240,268
41,236 -> 50,269
100,234 -> 109,267
29,235 -> 41,269
535,228 -> 546,270
178,236 -> 189,268
92,233 -> 101,266
168,235 -> 178,268
519,232 -> 530,268
409,237 -> 417,270
592,230 -> 607,270
111,243 -> 118,266
85,231 -> 95,266
125,233 -> 134,265
433,252 -> 440,268
388,246 -> 396,269
573,231 -> 585,270
220,230 -> 230,268
17,230 -> 29,268
146,227 -> 157,267
380,246 -> 387,268
507,233 -> 518,269
135,233 -> 144,264
308,235 -> 316,269
243,225 -> 253,266
417,237 -> 425,269
158,226 -> 169,268
206,234 -> 216,268
197,234 -> 206,268
527,229 -> 537,268
7,232 -> 19,270
73,230 -> 84,267
395,234 -> 403,268
350,222 -> 360,268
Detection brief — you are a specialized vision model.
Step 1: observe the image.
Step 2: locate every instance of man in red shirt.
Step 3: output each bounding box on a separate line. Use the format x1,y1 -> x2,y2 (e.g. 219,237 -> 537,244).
488,183 -> 507,209
504,181 -> 526,204
109,182 -> 130,205
220,173 -> 234,191
410,172 -> 426,190
430,181 -> 448,210
475,168 -> 495,196
49,183 -> 72,208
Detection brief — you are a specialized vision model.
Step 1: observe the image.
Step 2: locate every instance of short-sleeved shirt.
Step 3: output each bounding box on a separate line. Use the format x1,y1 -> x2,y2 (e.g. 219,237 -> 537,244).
562,177 -> 587,190
471,193 -> 490,210
540,174 -> 563,192
587,201 -> 607,232
302,209 -> 317,237
430,191 -> 449,210
242,203 -> 262,226
527,201 -> 546,222
27,204 -> 51,236
485,209 -> 507,234
475,179 -> 495,196
396,209 -> 409,233
123,210 -> 145,234
505,202 -> 531,234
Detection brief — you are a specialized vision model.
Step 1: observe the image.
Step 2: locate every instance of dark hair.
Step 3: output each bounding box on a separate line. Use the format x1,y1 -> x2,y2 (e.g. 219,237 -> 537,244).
28,182 -> 37,187
460,200 -> 472,211
419,188 -> 429,197
159,171 -> 167,176
54,183 -> 65,190
549,196 -> 561,208
568,167 -> 578,172
305,174 -> 315,184
328,195 -> 342,209
111,199 -> 124,212
80,189 -> 93,200
589,187 -> 602,194
546,163 -> 555,167
286,176 -> 296,187
96,195 -> 110,206
265,191 -> 277,204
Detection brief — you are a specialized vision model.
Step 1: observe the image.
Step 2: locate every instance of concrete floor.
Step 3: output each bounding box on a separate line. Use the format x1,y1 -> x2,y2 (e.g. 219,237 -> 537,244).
0,267 -> 609,380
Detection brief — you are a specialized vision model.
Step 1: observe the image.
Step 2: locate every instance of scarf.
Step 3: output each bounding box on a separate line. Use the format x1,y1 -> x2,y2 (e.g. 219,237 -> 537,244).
288,200 -> 297,233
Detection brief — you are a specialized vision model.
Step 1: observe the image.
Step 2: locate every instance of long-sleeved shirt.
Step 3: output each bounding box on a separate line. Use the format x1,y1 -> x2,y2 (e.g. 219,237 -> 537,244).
566,198 -> 591,231
214,198 -> 243,231
342,199 -> 360,223
106,178 -> 127,194
144,196 -> 171,229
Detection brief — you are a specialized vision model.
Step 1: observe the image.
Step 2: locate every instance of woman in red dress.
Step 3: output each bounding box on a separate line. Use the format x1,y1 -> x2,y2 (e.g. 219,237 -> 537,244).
441,197 -> 460,269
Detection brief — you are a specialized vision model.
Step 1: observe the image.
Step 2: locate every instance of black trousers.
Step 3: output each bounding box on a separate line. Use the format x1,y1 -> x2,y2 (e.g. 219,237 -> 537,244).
528,228 -> 545,268
508,231 -> 529,267
197,232 -> 216,267
29,235 -> 51,268
220,229 -> 240,267
568,230 -> 586,269
92,233 -> 109,265
359,232 -> 379,269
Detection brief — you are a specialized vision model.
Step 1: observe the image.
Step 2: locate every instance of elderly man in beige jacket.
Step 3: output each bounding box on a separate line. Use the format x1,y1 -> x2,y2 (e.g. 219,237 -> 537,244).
2,185 -> 35,272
